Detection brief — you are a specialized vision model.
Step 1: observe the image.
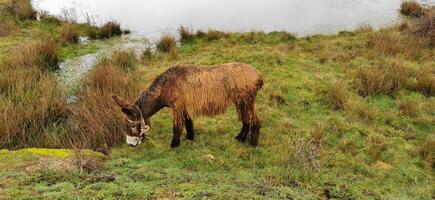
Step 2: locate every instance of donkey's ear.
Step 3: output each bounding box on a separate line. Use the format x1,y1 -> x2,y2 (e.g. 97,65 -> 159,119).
112,95 -> 129,108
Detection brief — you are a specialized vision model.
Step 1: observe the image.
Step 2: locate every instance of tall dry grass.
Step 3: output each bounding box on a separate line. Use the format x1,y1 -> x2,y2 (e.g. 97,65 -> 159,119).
5,0 -> 37,20
400,1 -> 426,18
415,9 -> 435,47
178,25 -> 195,43
60,23 -> 79,44
0,65 -> 68,149
6,40 -> 59,71
108,50 -> 138,71
353,60 -> 409,96
326,81 -> 349,110
100,21 -> 122,39
66,63 -> 141,149
156,34 -> 177,53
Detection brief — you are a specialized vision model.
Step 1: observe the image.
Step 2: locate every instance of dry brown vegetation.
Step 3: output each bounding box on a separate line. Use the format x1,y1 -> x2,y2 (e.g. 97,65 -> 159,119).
400,1 -> 426,18
353,60 -> 409,96
5,0 -> 37,20
100,21 -> 122,39
415,10 -> 435,47
60,23 -> 79,44
413,66 -> 435,96
206,29 -> 228,41
418,137 -> 434,169
398,99 -> 420,117
107,50 -> 138,71
6,40 -> 59,71
67,63 -> 141,150
326,81 -> 349,110
156,34 -> 177,53
178,25 -> 195,43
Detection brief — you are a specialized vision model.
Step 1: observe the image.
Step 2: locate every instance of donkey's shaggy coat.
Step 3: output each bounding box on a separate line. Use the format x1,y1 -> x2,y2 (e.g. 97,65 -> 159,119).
113,62 -> 263,147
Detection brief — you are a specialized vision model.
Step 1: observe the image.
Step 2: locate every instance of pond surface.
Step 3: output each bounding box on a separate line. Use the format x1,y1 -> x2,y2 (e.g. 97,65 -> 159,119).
35,0 -> 433,39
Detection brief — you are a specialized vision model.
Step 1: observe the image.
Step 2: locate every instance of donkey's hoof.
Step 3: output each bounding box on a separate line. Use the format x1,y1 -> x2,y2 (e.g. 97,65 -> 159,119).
170,140 -> 180,148
235,135 -> 244,143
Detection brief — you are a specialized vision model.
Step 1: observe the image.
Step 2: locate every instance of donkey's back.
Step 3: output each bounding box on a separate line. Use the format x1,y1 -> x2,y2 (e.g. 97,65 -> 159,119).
159,63 -> 263,117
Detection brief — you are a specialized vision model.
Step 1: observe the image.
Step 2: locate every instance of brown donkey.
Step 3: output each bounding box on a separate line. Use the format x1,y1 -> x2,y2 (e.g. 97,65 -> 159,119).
113,62 -> 263,148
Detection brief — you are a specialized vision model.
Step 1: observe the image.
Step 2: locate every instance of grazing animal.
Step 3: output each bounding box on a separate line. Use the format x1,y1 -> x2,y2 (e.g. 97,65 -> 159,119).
113,62 -> 263,148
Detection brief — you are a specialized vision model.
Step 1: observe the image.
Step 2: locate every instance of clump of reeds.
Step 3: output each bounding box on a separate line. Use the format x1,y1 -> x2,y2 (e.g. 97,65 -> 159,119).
400,1 -> 426,18
178,25 -> 195,43
5,0 -> 37,20
100,21 -> 122,39
8,40 -> 59,71
206,29 -> 228,41
156,34 -> 177,53
60,23 -> 79,44
326,81 -> 349,110
110,50 -> 138,71
414,9 -> 435,47
67,63 -> 141,150
353,60 -> 409,96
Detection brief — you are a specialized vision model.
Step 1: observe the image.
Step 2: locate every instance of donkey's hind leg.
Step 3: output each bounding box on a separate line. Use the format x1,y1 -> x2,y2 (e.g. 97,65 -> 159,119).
184,114 -> 194,140
235,102 -> 250,143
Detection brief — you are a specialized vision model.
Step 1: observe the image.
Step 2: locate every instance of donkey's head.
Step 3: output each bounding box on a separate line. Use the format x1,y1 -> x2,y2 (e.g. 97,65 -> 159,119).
112,95 -> 150,147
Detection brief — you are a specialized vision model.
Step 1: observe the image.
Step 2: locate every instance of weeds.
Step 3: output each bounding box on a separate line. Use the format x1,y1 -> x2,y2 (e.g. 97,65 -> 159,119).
5,0 -> 37,20
400,1 -> 426,18
60,23 -> 79,44
156,34 -> 177,53
100,21 -> 122,39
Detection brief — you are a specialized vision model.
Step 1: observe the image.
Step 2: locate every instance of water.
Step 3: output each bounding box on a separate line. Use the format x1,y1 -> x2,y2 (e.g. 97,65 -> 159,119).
34,0 -> 435,39
34,0 -> 433,90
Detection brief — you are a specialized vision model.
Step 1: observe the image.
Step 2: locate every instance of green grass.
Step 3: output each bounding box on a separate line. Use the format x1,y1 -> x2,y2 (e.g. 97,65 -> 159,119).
1,29 -> 433,199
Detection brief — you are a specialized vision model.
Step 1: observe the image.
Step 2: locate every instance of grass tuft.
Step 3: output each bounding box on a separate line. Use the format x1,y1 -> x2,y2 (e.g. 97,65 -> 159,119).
60,23 -> 79,44
400,1 -> 426,18
109,50 -> 138,71
156,34 -> 177,53
353,60 -> 409,96
8,40 -> 59,71
418,137 -> 434,169
398,99 -> 420,117
413,66 -> 434,96
5,0 -> 37,20
326,81 -> 349,110
100,21 -> 122,39
206,29 -> 228,41
415,10 -> 435,47
178,25 -> 195,43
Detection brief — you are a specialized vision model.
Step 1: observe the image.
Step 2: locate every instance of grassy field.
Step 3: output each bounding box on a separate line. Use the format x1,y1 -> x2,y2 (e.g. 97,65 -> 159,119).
0,0 -> 434,199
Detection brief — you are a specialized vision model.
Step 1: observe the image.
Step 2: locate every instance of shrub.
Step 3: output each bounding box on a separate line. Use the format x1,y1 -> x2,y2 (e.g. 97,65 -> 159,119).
353,61 -> 409,96
178,25 -> 194,43
60,23 -> 79,44
100,21 -> 122,39
400,1 -> 426,18
67,64 -> 141,149
8,40 -> 59,71
326,81 -> 349,110
5,0 -> 37,20
156,34 -> 177,53
110,50 -> 138,71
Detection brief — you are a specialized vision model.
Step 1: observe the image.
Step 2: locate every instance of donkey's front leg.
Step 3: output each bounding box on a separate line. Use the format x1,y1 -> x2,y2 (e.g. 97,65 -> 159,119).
171,111 -> 184,148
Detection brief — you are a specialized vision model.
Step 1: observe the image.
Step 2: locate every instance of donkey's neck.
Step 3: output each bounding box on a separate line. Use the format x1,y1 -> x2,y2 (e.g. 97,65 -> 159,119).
135,90 -> 164,119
